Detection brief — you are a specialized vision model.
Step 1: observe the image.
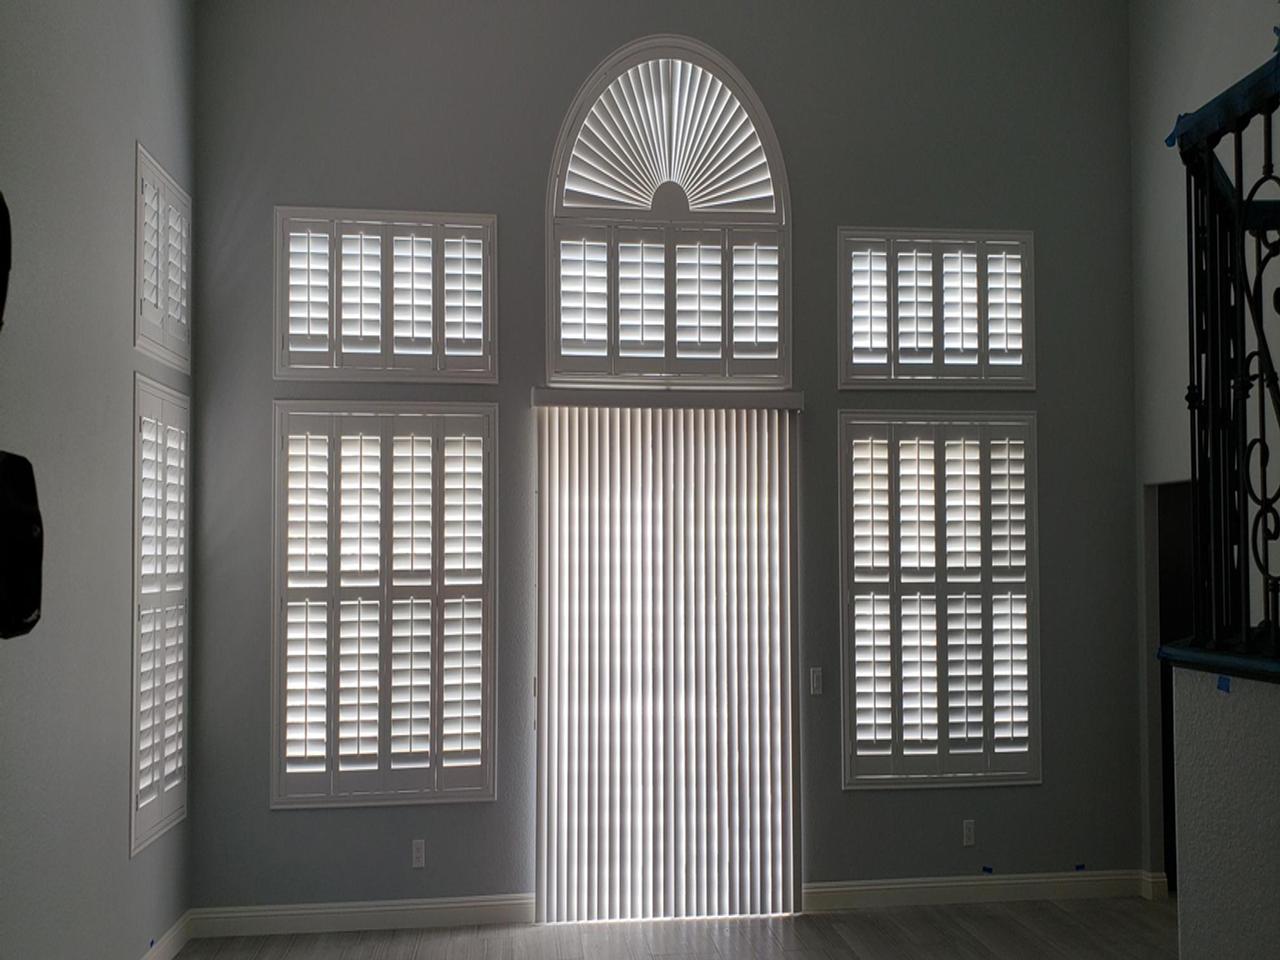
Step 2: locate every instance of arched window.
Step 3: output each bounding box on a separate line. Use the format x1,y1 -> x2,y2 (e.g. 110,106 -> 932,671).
547,36 -> 791,386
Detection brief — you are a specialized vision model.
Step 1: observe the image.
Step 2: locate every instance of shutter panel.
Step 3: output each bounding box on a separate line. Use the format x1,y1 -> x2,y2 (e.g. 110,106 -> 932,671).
141,177 -> 163,320
850,436 -> 890,578
136,607 -> 162,810
992,592 -> 1030,749
286,224 -> 332,361
337,598 -> 380,774
139,414 -> 163,598
731,242 -> 780,360
392,234 -> 433,359
849,242 -> 889,369
161,604 -> 187,790
443,435 -> 484,585
946,594 -> 984,752
675,241 -> 723,359
897,437 -> 936,576
900,594 -> 939,756
390,598 -> 432,769
990,438 -> 1028,575
286,434 -> 329,589
392,436 -> 432,586
944,439 -> 981,577
284,600 -> 328,774
164,201 -> 192,349
441,597 -> 484,768
852,594 -> 892,757
896,246 -> 934,368
941,246 -> 978,366
444,235 -> 485,357
987,245 -> 1024,367
559,239 -> 609,357
618,240 -> 664,358
340,228 -> 383,361
339,433 -> 381,588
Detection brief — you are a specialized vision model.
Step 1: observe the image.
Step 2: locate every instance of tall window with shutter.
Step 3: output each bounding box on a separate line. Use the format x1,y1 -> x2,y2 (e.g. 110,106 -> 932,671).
272,402 -> 496,806
135,144 -> 192,371
132,376 -> 190,851
546,44 -> 791,387
275,209 -> 496,382
838,229 -> 1034,388
838,412 -> 1039,786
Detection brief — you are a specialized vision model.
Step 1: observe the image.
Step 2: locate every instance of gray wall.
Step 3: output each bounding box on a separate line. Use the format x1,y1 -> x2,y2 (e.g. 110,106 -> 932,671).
191,0 -> 1138,907
1173,669 -> 1280,959
0,1 -> 193,958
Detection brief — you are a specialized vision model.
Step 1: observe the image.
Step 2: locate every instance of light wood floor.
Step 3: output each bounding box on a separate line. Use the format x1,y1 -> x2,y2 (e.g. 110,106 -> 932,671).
176,897 -> 1178,959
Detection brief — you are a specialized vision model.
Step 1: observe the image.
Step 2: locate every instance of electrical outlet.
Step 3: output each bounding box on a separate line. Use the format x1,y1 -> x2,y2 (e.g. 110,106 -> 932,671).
962,819 -> 975,847
809,667 -> 823,695
412,838 -> 426,869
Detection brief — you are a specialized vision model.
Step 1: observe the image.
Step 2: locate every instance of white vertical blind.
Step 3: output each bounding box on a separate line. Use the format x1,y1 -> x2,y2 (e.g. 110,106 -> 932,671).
840,229 -> 1033,387
133,378 -> 189,850
841,413 -> 1038,785
275,405 -> 495,804
537,406 -> 796,922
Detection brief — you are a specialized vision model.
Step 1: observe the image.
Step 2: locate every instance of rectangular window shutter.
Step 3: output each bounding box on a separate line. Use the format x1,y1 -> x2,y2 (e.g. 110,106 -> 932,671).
559,239 -> 609,357
275,405 -> 494,805
276,209 -> 495,380
840,229 -> 1032,387
136,145 -> 192,370
731,242 -> 780,359
675,241 -> 723,359
617,240 -> 665,357
339,228 -> 383,361
133,377 -> 189,851
392,234 -> 433,358
840,413 -> 1037,786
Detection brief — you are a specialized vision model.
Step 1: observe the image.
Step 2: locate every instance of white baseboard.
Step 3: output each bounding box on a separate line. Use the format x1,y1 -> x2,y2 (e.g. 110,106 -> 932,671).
1139,870 -> 1170,900
802,869 -> 1165,912
141,912 -> 192,960
186,892 -> 536,939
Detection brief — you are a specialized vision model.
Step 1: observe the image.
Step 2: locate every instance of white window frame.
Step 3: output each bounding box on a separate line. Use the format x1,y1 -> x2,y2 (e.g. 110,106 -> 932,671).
135,143 -> 192,372
838,228 -> 1035,390
131,374 -> 190,853
271,401 -> 498,807
274,207 -> 498,383
838,410 -> 1041,788
546,36 -> 792,389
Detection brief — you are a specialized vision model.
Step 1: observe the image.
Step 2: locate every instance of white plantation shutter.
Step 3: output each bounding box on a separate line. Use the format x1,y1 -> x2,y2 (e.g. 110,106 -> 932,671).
340,229 -> 383,362
559,238 -> 610,358
275,404 -> 494,805
840,413 -> 1038,785
675,240 -> 723,360
617,239 -> 665,358
840,229 -> 1033,386
135,145 -> 192,369
731,241 -> 780,362
276,209 -> 495,380
536,406 -> 797,922
132,377 -> 189,852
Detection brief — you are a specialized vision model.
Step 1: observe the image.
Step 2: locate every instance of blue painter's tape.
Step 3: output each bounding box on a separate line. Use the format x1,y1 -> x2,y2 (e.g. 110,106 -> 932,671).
982,865 -> 994,875
1075,863 -> 1086,872
1218,675 -> 1232,694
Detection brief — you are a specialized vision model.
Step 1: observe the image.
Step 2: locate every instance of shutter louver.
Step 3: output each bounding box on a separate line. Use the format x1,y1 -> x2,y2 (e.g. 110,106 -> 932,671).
896,248 -> 933,366
559,239 -> 609,357
161,604 -> 186,788
392,234 -> 433,357
276,407 -> 493,803
288,228 -> 331,357
285,600 -> 328,773
675,242 -> 723,358
850,244 -> 889,366
136,608 -> 161,809
139,416 -> 163,597
731,243 -> 780,359
444,236 -> 484,356
841,415 -> 1036,785
392,436 -> 432,585
852,594 -> 892,755
537,406 -> 795,921
441,598 -> 484,767
443,436 -> 484,585
941,248 -> 978,366
337,599 -> 380,771
341,231 -> 382,357
339,434 -> 381,588
987,247 -> 1024,367
391,598 -> 432,769
618,241 -> 664,358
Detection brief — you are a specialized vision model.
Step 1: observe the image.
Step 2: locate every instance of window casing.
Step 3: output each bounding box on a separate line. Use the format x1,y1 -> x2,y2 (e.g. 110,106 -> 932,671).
272,402 -> 496,806
547,39 -> 791,388
135,144 -> 192,371
132,375 -> 189,852
275,208 -> 497,382
839,411 -> 1040,787
839,229 -> 1034,389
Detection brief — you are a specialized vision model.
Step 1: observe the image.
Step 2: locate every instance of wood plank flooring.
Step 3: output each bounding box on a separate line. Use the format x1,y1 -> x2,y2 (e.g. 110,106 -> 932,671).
176,897 -> 1178,959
